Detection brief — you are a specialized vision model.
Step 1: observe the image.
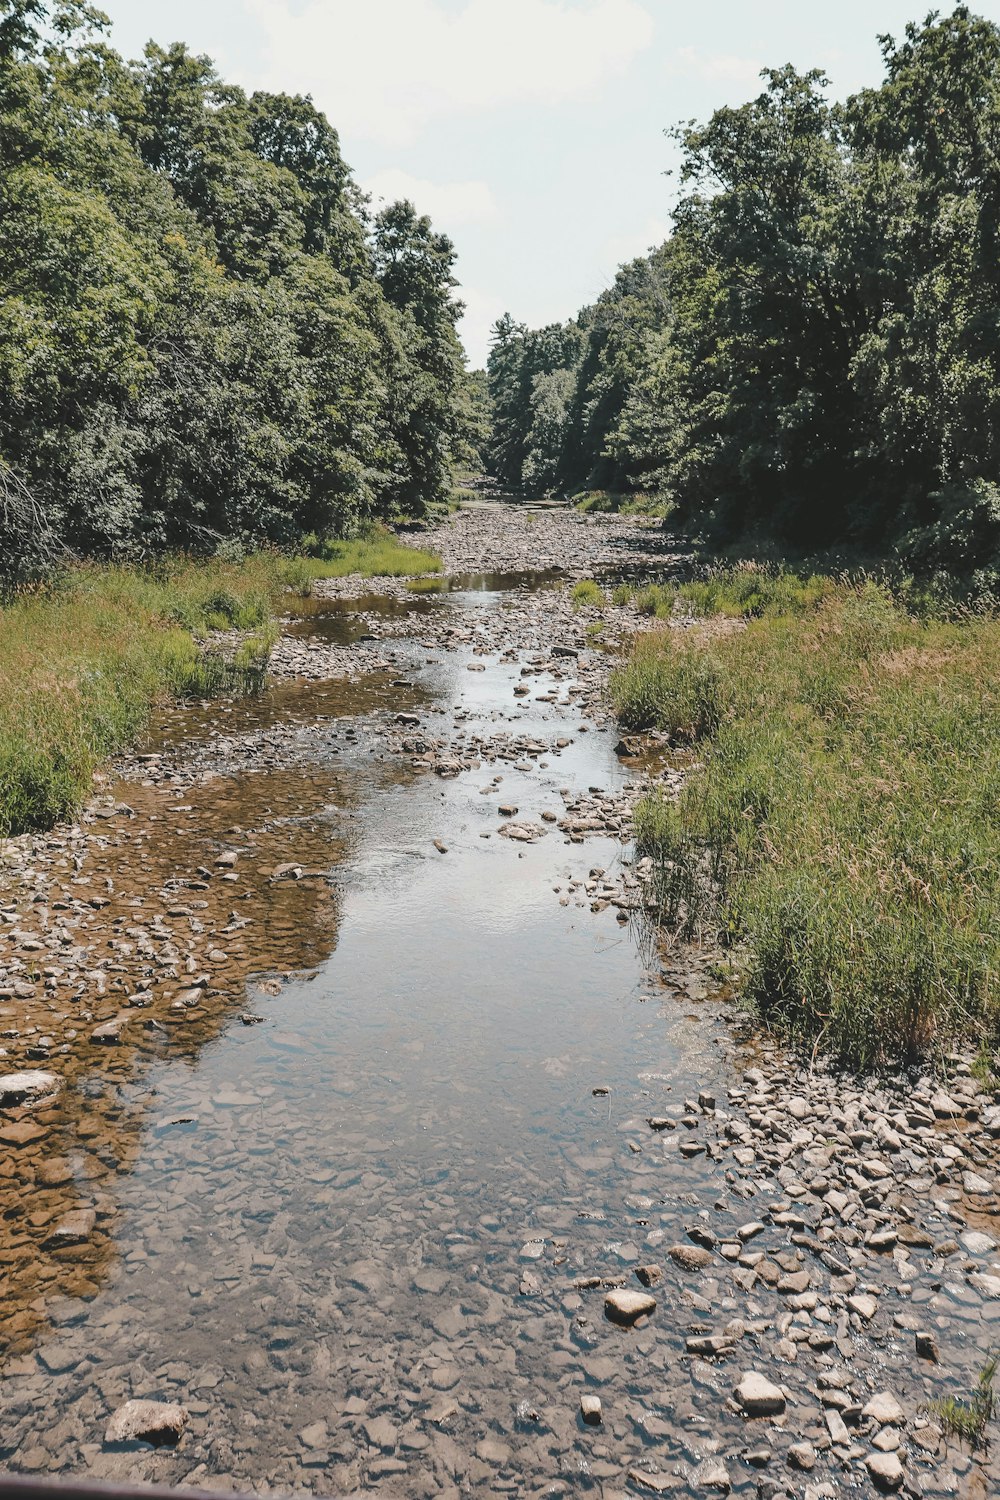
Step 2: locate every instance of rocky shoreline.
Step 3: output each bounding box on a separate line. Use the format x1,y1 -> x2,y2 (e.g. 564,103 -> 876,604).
0,505 -> 998,1497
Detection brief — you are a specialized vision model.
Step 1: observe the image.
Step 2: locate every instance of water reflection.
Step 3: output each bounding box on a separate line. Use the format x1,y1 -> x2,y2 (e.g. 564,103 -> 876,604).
0,581 -> 734,1493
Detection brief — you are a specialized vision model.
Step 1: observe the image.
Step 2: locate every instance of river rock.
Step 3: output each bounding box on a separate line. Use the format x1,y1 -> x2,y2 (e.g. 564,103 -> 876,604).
788,1442 -> 816,1471
862,1392 -> 905,1427
669,1243 -> 712,1271
0,1070 -> 60,1106
580,1394 -> 602,1425
44,1208 -> 96,1246
90,1015 -> 127,1044
692,1457 -> 731,1493
735,1372 -> 785,1417
105,1399 -> 189,1447
604,1288 -> 656,1326
866,1450 -> 905,1490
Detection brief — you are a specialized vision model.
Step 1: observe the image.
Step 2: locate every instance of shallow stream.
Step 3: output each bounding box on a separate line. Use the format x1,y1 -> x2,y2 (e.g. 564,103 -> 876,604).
1,574 -> 741,1495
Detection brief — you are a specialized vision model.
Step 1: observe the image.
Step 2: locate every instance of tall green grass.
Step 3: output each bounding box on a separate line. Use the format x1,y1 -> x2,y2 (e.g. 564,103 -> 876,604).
612,571 -> 1000,1064
287,529 -> 442,590
0,557 -> 280,838
615,565 -> 835,620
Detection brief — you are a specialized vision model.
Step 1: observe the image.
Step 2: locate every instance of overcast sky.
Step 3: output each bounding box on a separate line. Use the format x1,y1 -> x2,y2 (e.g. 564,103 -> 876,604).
98,0 -> 1000,367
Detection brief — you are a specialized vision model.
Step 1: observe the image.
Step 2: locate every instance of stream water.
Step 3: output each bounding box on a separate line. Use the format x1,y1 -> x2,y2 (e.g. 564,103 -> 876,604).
0,574 -> 740,1496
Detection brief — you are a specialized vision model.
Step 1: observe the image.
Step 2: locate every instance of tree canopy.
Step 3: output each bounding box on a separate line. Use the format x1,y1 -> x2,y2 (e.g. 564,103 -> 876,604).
487,6 -> 1000,578
0,0 -> 477,577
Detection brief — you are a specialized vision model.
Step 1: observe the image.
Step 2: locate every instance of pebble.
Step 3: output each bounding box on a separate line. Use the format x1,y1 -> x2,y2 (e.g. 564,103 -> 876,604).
580,1394 -> 602,1425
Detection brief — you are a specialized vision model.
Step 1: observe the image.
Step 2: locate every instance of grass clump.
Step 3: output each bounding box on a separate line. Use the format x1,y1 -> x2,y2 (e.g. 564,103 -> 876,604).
574,490 -> 674,518
613,574 -> 1000,1065
290,528 -> 441,586
933,1353 -> 998,1447
571,578 -> 606,609
622,564 -> 835,621
0,556 -> 281,838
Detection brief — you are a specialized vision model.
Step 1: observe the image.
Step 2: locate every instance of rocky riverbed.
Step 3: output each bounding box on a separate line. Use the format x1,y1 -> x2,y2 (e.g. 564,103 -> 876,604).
0,505 -> 998,1499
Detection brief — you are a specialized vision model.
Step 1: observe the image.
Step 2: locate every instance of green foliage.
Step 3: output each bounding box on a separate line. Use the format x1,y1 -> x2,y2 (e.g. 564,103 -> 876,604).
0,555 -> 283,837
489,9 -> 1000,575
615,579 -> 1000,1064
282,532 -> 442,585
575,489 -> 673,517
0,4 -> 473,567
933,1354 -> 998,1447
623,566 -> 835,620
571,578 -> 605,608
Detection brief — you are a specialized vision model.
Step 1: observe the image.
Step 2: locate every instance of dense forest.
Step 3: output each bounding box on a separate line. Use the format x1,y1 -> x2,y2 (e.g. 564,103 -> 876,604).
0,0 -> 481,587
488,6 -> 1000,577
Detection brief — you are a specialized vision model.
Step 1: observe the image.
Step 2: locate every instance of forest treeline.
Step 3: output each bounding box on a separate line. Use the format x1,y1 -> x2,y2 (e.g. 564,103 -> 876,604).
487,6 -> 1000,579
0,0 -> 482,587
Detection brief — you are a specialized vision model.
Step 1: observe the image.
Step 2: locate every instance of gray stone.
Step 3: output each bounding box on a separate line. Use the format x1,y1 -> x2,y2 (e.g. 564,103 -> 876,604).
580,1394 -> 602,1425
669,1243 -> 712,1271
735,1372 -> 785,1417
862,1392 -> 905,1427
865,1451 -> 904,1491
692,1457 -> 731,1493
604,1288 -> 656,1326
105,1399 -> 189,1447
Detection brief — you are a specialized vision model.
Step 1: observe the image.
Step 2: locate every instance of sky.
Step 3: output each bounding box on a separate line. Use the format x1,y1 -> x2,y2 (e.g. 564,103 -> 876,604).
97,0 -> 1000,368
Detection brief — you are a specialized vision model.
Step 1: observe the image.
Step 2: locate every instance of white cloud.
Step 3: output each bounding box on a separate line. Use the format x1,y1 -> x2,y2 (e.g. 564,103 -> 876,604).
671,46 -> 764,90
248,0 -> 655,145
363,169 -> 499,229
601,215 -> 671,271
456,285 -> 508,370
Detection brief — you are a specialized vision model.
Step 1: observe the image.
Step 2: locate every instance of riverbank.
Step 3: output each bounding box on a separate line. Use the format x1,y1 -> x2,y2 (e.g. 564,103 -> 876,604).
0,506 -> 998,1498
0,538 -> 441,840
610,568 -> 1000,1067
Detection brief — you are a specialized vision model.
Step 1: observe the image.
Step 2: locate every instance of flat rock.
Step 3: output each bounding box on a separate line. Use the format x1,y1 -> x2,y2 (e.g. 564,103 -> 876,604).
105,1399 -> 189,1447
865,1450 -> 904,1491
692,1457 -> 731,1493
363,1415 -> 397,1450
627,1469 -> 677,1494
862,1392 -> 905,1427
735,1372 -> 786,1417
44,1209 -> 96,1246
604,1288 -> 656,1326
669,1243 -> 712,1272
787,1442 -> 816,1471
0,1070 -> 60,1106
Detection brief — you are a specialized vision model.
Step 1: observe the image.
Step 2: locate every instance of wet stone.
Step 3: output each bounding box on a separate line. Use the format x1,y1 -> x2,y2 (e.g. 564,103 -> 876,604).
604,1289 -> 657,1326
